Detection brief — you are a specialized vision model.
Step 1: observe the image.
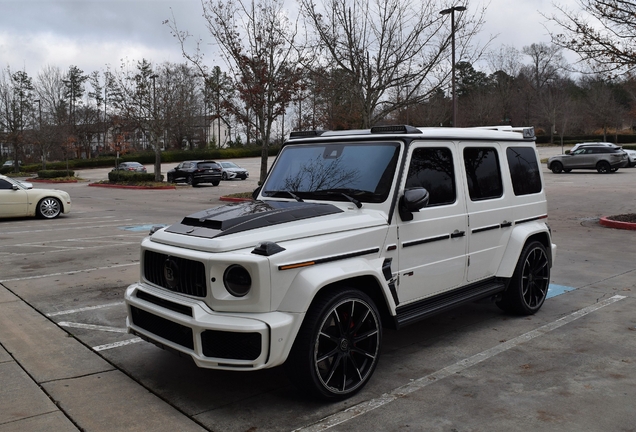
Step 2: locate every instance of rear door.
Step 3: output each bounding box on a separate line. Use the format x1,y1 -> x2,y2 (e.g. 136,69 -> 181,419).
397,143 -> 468,303
460,144 -> 513,282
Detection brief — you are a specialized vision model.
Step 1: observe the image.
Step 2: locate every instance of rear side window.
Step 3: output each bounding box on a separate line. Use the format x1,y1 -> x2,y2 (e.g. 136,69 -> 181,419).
406,147 -> 456,206
463,147 -> 503,201
198,162 -> 220,169
506,147 -> 542,195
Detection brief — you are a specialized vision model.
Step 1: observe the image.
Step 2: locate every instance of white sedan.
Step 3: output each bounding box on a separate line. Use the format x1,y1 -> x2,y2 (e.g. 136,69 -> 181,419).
0,174 -> 71,219
625,149 -> 636,167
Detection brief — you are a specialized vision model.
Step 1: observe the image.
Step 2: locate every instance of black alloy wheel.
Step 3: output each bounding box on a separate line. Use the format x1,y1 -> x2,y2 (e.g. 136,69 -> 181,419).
286,289 -> 382,400
497,241 -> 550,315
550,161 -> 563,174
597,161 -> 611,173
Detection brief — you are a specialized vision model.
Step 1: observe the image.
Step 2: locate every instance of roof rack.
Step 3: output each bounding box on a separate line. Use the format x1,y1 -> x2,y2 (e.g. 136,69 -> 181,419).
471,126 -> 535,139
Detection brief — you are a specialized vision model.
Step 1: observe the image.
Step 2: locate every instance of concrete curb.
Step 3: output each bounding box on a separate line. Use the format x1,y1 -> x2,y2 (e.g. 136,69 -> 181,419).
599,216 -> 636,230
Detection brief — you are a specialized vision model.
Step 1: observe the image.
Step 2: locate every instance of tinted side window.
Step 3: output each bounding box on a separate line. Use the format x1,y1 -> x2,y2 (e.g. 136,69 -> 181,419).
406,147 -> 456,206
0,179 -> 13,190
464,147 -> 503,201
506,147 -> 542,196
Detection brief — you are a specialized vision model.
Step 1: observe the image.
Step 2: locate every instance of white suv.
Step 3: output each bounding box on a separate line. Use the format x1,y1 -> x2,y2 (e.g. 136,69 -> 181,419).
125,125 -> 556,400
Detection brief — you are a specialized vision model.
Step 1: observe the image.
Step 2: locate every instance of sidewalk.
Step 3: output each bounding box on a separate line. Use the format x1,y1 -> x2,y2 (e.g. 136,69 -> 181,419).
0,285 -> 206,432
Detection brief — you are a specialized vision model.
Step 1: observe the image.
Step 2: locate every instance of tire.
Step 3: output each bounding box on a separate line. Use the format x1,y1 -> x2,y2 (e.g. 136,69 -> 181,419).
596,161 -> 611,173
285,288 -> 382,400
497,241 -> 550,315
222,172 -> 228,180
36,197 -> 62,219
187,174 -> 193,185
550,161 -> 563,173
212,181 -> 220,186
167,173 -> 174,183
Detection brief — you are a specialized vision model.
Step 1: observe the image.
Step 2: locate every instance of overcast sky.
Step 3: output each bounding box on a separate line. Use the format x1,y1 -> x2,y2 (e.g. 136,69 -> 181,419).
0,0 -> 580,79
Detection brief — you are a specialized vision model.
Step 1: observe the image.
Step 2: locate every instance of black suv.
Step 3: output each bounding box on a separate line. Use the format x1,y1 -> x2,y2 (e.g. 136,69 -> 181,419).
166,161 -> 222,186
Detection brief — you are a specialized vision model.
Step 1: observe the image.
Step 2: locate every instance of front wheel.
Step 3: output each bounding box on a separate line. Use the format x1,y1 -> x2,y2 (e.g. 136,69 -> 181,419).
286,288 -> 382,400
37,197 -> 62,219
497,241 -> 550,315
550,161 -> 563,174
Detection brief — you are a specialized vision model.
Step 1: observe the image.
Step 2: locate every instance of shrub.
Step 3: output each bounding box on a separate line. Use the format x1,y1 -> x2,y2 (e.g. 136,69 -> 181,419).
38,170 -> 75,178
108,171 -> 162,182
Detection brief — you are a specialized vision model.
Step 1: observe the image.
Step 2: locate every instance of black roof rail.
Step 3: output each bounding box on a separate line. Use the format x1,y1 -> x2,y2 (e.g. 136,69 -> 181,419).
370,125 -> 421,134
288,130 -> 329,140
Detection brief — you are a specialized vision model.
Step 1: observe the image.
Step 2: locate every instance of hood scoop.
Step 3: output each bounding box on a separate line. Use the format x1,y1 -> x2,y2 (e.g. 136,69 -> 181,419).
165,200 -> 343,239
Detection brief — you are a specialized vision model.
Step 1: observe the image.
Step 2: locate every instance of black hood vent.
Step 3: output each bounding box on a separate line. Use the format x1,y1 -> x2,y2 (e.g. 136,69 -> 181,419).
165,200 -> 343,239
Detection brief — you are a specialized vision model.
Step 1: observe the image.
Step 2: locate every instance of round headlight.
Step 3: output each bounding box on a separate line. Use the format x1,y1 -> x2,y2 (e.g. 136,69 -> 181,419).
223,265 -> 252,297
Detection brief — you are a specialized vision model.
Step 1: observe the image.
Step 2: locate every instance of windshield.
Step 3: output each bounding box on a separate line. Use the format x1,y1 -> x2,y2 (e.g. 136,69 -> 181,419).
263,142 -> 401,203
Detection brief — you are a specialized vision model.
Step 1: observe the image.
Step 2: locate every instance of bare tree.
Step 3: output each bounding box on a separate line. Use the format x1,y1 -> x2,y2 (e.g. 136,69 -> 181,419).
298,0 -> 488,128
170,0 -> 302,182
547,0 -> 636,76
0,67 -> 34,172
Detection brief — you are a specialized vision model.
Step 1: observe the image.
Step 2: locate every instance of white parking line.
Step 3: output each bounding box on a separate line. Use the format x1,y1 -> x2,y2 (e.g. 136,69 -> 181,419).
294,295 -> 627,432
46,302 -> 124,317
58,322 -> 128,333
4,220 -> 135,234
93,338 -> 143,352
0,262 -> 137,283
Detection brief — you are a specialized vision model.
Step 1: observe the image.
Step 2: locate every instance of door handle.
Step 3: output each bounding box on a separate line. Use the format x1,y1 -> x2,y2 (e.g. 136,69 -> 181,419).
450,230 -> 465,238
500,220 -> 512,228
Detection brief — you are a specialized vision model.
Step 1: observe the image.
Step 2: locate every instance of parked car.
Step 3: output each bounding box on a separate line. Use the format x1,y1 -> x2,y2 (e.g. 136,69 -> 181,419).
548,144 -> 628,173
219,161 -> 249,180
112,162 -> 147,173
166,160 -> 222,186
624,149 -> 636,167
568,142 -> 614,154
126,125 -> 555,400
0,174 -> 71,219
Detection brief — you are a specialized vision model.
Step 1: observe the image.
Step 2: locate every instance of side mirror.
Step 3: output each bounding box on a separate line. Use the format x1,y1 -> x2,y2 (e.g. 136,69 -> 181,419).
398,188 -> 429,221
12,185 -> 19,191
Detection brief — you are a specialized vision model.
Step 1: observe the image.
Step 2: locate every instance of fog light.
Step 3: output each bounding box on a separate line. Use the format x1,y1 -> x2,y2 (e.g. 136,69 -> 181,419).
223,265 -> 252,297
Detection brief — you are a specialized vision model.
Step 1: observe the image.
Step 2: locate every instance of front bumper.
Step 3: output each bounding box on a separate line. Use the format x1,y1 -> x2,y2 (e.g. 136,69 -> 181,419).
125,283 -> 302,370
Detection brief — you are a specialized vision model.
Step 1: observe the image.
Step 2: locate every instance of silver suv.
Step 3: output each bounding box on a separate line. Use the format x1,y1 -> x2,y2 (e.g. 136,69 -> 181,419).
548,144 -> 628,173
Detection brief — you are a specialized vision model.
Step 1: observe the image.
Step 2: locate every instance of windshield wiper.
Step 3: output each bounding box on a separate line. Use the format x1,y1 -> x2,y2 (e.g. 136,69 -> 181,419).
314,189 -> 364,208
266,190 -> 304,202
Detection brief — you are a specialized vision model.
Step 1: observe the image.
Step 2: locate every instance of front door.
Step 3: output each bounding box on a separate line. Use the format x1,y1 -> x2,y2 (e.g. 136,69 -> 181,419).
0,179 -> 27,217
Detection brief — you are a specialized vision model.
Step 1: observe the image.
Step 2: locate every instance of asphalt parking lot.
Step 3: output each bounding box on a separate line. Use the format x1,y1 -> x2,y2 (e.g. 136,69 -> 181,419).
1,151 -> 635,432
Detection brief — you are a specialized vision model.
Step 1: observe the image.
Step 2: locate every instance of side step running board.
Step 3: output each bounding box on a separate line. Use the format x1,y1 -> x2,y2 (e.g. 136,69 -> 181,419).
394,279 -> 507,329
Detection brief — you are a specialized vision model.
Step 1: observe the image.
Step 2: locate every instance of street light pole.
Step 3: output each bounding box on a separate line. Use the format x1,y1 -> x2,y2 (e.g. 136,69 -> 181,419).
440,5 -> 466,127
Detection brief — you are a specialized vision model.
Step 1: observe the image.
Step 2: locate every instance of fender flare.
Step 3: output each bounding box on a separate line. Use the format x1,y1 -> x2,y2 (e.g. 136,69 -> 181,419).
276,256 -> 396,315
496,222 -> 552,278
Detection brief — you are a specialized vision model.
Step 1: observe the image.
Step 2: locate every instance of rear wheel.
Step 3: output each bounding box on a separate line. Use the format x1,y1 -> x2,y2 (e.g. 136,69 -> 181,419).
187,174 -> 193,185
36,197 -> 62,219
550,161 -> 563,173
286,288 -> 382,400
597,161 -> 611,173
212,180 -> 220,186
497,241 -> 550,315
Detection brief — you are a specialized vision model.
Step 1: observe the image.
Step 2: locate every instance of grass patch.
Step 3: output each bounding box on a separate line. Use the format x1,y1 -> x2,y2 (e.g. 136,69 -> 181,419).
93,180 -> 169,188
225,191 -> 254,199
